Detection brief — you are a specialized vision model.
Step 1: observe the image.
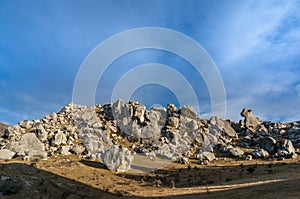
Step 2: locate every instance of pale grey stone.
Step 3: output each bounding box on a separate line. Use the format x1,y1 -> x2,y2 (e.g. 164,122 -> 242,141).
197,151 -> 216,161
228,147 -> 244,158
19,120 -> 33,129
101,145 -> 134,172
0,149 -> 15,160
26,150 -> 47,159
180,105 -> 197,120
280,139 -> 295,154
20,133 -> 44,151
53,130 -> 67,146
71,145 -> 85,155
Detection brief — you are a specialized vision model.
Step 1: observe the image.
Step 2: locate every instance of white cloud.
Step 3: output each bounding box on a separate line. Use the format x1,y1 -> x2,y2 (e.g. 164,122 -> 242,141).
226,93 -> 300,122
249,70 -> 298,96
213,0 -> 298,66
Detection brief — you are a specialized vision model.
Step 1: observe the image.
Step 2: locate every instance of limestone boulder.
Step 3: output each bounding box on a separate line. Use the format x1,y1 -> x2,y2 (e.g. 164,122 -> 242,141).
101,145 -> 134,172
180,105 -> 197,120
0,149 -> 15,160
240,108 -> 268,135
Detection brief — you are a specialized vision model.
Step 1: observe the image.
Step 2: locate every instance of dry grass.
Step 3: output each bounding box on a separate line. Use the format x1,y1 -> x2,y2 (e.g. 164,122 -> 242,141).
0,154 -> 299,198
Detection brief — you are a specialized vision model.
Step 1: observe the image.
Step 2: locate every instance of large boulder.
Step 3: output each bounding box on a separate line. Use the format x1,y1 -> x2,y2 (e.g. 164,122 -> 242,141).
155,143 -> 181,161
52,130 -> 67,146
240,108 -> 268,135
259,137 -> 276,154
133,103 -> 146,123
31,125 -> 48,142
80,133 -> 104,155
112,99 -> 132,121
150,106 -> 167,123
180,116 -> 198,131
5,133 -> 47,159
140,123 -> 161,144
210,117 -> 238,138
180,105 -> 197,120
167,117 -> 179,128
19,133 -> 45,151
101,145 -> 134,172
0,149 -> 15,160
278,139 -> 295,155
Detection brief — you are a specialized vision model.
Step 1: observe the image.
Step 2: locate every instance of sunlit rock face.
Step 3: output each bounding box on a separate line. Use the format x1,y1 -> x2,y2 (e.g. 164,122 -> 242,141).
0,101 -> 299,172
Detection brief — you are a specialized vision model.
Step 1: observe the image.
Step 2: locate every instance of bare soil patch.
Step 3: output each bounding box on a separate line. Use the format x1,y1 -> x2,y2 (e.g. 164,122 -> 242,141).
1,155 -> 299,198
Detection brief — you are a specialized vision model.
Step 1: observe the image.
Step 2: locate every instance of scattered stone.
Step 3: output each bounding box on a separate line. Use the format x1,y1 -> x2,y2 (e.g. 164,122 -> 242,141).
196,151 -> 216,161
228,147 -> 244,158
0,100 -> 299,173
71,145 -> 85,155
245,154 -> 252,160
252,148 -> 269,158
179,157 -> 189,164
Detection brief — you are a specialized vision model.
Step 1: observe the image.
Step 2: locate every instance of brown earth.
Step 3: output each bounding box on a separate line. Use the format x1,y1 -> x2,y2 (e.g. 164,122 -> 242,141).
0,154 -> 300,199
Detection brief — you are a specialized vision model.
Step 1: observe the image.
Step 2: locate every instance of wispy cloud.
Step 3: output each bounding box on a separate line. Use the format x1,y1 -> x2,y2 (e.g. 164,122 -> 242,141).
213,0 -> 298,66
208,0 -> 300,121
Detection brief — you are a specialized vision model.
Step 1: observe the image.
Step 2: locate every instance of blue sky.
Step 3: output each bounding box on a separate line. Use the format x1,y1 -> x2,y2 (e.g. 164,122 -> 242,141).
0,0 -> 300,124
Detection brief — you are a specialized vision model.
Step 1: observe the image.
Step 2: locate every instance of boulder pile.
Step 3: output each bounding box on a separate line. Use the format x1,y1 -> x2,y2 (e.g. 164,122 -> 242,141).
0,100 -> 299,172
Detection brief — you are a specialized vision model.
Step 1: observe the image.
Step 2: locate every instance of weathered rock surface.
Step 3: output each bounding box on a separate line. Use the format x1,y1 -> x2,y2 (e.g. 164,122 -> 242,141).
101,145 -> 134,172
259,137 -> 277,154
0,149 -> 15,160
0,101 -> 299,172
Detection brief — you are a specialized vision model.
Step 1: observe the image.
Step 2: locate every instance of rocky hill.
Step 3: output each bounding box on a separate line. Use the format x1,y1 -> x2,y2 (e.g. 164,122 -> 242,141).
0,100 -> 299,172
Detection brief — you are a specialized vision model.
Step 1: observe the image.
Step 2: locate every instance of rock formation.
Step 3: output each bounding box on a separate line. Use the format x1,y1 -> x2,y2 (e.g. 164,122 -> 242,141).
0,101 -> 299,172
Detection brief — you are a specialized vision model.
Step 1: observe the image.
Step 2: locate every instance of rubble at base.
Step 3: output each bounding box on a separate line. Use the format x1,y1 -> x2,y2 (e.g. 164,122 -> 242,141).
0,100 -> 299,172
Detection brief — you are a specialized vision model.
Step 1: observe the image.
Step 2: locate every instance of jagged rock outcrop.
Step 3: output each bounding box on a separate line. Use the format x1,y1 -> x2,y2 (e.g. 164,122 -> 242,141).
0,101 -> 299,172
